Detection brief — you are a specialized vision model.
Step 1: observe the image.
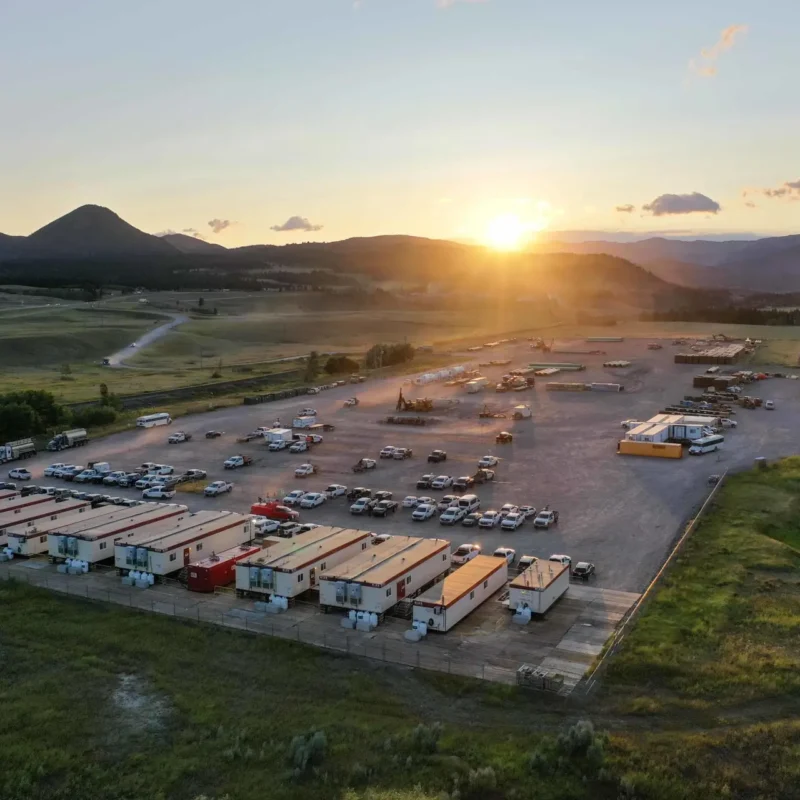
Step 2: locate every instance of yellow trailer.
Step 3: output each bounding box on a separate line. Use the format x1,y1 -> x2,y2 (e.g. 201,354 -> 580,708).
617,440 -> 682,459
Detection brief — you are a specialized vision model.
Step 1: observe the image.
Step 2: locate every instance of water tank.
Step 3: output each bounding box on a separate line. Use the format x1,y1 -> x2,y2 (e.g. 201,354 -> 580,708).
147,572 -> 155,585
348,609 -> 357,622
369,613 -> 378,628
80,561 -> 89,573
131,571 -> 140,582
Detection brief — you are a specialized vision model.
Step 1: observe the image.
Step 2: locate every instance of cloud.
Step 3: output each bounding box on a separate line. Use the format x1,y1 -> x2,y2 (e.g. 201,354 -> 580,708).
689,24 -> 748,78
615,204 -> 635,214
744,179 -> 800,202
270,215 -> 324,233
642,192 -> 721,216
155,229 -> 177,237
207,218 -> 233,234
744,201 -> 757,209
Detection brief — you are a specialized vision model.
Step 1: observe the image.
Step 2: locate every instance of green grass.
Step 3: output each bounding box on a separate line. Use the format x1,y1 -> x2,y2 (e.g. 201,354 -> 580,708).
606,458 -> 800,707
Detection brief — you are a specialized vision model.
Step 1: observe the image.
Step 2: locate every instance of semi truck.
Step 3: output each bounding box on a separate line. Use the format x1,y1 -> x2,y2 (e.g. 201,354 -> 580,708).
0,438 -> 37,464
47,429 -> 88,452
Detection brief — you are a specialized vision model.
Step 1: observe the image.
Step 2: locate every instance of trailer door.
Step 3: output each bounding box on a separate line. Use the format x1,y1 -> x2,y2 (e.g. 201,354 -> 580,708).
309,567 -> 317,587
183,547 -> 191,565
396,579 -> 406,600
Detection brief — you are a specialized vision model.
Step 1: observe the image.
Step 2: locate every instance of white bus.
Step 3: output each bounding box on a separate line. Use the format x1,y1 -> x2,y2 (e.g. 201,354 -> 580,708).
136,412 -> 172,428
688,434 -> 724,455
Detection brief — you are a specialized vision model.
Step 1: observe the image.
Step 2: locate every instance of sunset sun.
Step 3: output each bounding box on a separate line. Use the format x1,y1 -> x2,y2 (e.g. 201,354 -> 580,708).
483,213 -> 543,251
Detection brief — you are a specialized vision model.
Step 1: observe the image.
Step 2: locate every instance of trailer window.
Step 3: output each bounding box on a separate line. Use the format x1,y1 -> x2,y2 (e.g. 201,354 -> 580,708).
442,553 -> 447,561
170,553 -> 177,562
386,588 -> 392,597
362,543 -> 368,550
40,536 -> 47,543
99,542 -> 107,550
51,515 -> 57,520
470,591 -> 475,600
483,580 -> 488,589
320,562 -> 327,570
197,543 -> 203,552
406,576 -> 412,584
297,573 -> 303,583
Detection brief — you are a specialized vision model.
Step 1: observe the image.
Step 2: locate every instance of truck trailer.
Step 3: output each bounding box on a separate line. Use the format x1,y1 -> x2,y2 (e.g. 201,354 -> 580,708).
411,555 -> 507,633
319,536 -> 451,618
508,559 -> 570,615
236,526 -> 373,602
292,416 -> 317,429
0,438 -> 36,464
46,428 -> 89,451
264,428 -> 293,444
49,503 -> 190,565
465,377 -> 489,393
5,503 -> 135,557
115,510 -> 252,578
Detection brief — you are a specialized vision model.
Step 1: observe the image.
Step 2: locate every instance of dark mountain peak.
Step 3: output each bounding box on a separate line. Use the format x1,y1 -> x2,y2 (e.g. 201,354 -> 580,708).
24,204 -> 177,259
160,233 -> 226,254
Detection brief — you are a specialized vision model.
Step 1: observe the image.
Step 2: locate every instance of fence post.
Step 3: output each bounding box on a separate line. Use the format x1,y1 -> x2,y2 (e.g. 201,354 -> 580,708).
448,657 -> 451,674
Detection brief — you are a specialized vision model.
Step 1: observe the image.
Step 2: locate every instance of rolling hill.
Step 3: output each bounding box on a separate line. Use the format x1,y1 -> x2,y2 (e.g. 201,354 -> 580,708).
160,233 -> 227,254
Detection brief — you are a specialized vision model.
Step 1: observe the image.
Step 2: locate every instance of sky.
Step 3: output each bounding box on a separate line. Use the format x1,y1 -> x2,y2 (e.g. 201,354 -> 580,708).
0,0 -> 798,246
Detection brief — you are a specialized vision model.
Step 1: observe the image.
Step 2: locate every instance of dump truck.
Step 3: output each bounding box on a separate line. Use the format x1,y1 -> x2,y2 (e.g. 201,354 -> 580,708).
46,429 -> 88,452
0,438 -> 37,464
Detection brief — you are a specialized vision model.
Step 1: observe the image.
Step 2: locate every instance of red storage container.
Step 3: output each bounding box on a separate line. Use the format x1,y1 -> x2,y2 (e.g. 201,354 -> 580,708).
187,543 -> 263,592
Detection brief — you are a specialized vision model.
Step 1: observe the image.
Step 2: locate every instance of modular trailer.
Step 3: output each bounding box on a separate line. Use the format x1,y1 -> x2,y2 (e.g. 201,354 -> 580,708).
508,560 -> 570,614
188,541 -> 269,592
6,504 -> 148,557
319,537 -> 451,616
0,497 -> 89,548
48,504 -> 189,564
236,526 -> 373,601
115,510 -> 252,577
412,555 -> 507,632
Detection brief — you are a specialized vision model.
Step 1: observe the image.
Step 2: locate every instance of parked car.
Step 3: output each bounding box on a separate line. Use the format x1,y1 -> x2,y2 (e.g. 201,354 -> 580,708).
102,471 -> 127,486
437,494 -> 458,511
142,487 -> 176,500
373,490 -> 393,502
439,506 -> 465,525
205,430 -> 223,438
518,505 -> 537,520
765,400 -> 775,410
500,512 -> 525,531
346,487 -> 372,501
392,447 -> 412,460
427,450 -> 447,463
8,468 -> 32,481
518,555 -> 537,571
533,508 -> 559,529
295,464 -> 317,478
572,562 -> 595,579
499,503 -> 519,518
478,510 -> 501,528
61,466 -> 86,482
352,458 -> 377,472
411,503 -> 436,521
620,420 -> 641,430
117,472 -> 142,487
300,492 -> 326,509
452,476 -> 475,491
289,440 -> 309,453
478,455 -> 499,468
0,481 -> 16,491
549,554 -> 572,566
282,489 -> 306,506
44,463 -> 67,477
204,481 -> 233,497
451,544 -> 480,565
278,521 -> 303,538
431,475 -> 453,490
324,484 -> 347,498
461,511 -> 482,527
416,474 -> 435,490
380,446 -> 397,458
183,468 -> 207,481
493,547 -> 516,565
224,455 -> 253,469
372,500 -> 398,517
252,516 -> 281,535
350,497 -> 372,515
168,431 -> 192,444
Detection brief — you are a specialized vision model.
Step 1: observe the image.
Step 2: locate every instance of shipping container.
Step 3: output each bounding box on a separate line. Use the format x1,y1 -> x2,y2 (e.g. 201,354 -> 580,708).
412,555 -> 507,632
589,383 -> 623,392
545,382 -> 589,392
617,440 -> 683,458
6,503 -> 145,557
236,526 -> 373,601
50,504 -> 189,564
508,560 -> 570,614
626,423 -> 669,443
187,541 -> 267,592
319,537 -> 451,617
0,497 -> 89,549
114,510 -> 250,576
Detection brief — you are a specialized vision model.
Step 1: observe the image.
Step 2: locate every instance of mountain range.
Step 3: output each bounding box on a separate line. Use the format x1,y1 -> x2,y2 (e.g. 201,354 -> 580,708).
0,204 -> 798,293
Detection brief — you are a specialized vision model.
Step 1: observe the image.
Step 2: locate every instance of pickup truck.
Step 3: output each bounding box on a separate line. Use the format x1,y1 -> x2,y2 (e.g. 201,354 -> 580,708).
204,481 -> 233,497
533,508 -> 559,529
168,431 -> 192,444
223,455 -> 253,469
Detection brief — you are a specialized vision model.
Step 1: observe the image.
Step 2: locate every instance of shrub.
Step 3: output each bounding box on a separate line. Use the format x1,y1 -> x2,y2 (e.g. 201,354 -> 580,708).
557,719 -> 598,757
411,722 -> 443,753
324,355 -> 360,375
465,766 -> 497,795
71,405 -> 117,429
288,730 -> 327,775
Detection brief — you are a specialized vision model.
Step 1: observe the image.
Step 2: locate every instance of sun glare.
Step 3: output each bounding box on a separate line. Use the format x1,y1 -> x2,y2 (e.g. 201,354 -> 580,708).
483,213 -> 542,251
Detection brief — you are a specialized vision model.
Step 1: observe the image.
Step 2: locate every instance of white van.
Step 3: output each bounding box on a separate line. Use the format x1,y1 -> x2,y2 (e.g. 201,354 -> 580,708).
688,434 -> 724,455
457,494 -> 481,513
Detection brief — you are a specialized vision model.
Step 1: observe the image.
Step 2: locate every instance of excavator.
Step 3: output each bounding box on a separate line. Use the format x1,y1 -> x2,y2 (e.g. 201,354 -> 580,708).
396,389 -> 434,413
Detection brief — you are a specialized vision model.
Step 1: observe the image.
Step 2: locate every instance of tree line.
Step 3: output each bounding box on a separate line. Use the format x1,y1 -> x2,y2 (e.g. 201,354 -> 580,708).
642,306 -> 800,326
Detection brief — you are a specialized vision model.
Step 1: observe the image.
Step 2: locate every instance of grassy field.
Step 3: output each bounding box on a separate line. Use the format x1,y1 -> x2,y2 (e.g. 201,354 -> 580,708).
3,459 -> 800,799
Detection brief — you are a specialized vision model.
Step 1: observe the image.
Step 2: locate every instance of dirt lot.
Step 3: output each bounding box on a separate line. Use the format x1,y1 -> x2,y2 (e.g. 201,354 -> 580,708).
20,338 -> 800,594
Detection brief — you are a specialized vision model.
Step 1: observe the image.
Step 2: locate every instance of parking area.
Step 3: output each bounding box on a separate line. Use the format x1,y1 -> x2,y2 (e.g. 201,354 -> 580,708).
16,338 -> 800,594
